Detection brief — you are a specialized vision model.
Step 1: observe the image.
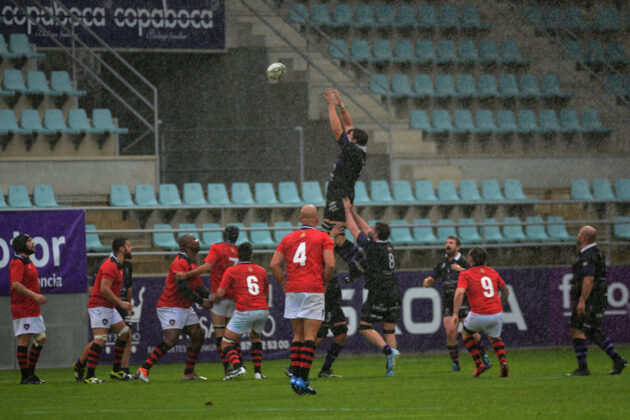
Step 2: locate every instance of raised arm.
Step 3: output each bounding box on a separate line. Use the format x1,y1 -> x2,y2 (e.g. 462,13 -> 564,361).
344,198 -> 370,235
342,198 -> 361,241
175,262 -> 211,280
324,88 -> 344,139
333,89 -> 354,130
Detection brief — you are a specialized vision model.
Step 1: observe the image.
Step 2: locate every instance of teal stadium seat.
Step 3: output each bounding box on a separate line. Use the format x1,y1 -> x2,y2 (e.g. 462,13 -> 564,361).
44,109 -> 80,135
178,223 -> 200,240
540,74 -> 572,100
27,71 -> 61,97
604,74 -> 625,97
437,180 -> 460,201
437,5 -> 459,31
435,74 -> 457,99
478,40 -> 499,64
496,110 -> 518,134
232,182 -> 255,205
50,71 -> 86,96
183,182 -> 208,206
3,69 -> 37,95
412,75 -> 435,99
152,224 -> 179,250
0,187 -> 6,208
417,6 -> 437,31
500,40 -> 530,66
477,74 -> 499,99
0,34 -> 19,60
593,8 -> 621,32
542,7 -> 562,31
604,41 -> 629,66
564,41 -> 582,61
393,40 -> 414,64
392,180 -> 417,203
289,3 -> 308,25
524,7 -> 542,27
395,5 -> 416,30
519,75 -> 541,100
415,40 -> 436,64
458,218 -> 483,243
374,5 -> 394,29
516,109 -> 541,134
581,109 -> 613,135
410,109 -> 432,131
613,216 -> 630,240
158,184 -> 182,206
351,40 -> 373,63
200,223 -> 221,248
8,109 -> 39,136
232,223 -> 249,245
571,178 -> 593,201
370,74 -> 389,96
436,219 -> 457,243
352,4 -> 375,29
458,40 -> 479,64
9,34 -> 44,59
453,110 -> 475,135
278,182 -> 303,205
370,180 -> 394,203
273,221 -> 294,244
389,219 -> 417,246
498,74 -> 519,98
135,184 -> 158,206
67,109 -> 105,134
615,178 -> 630,201
459,179 -> 482,201
461,6 -> 490,30
455,74 -> 478,98
592,178 -> 615,201
482,218 -> 507,243
329,40 -> 349,62
538,109 -> 562,135
415,180 -> 438,202
475,109 -> 499,135
110,184 -> 134,207
86,224 -> 110,252
391,74 -> 413,98
301,181 -> 325,205
412,219 -> 439,245
563,8 -> 587,32
584,41 -> 604,66
432,109 -> 455,135
311,4 -> 332,28
354,180 -> 371,204
547,216 -> 574,241
481,179 -> 506,201
92,109 -> 128,135
559,109 -> 585,134
331,4 -> 352,28
504,179 -> 532,201
436,40 -> 458,64
254,182 -> 279,205
207,183 -> 231,205
250,222 -> 276,248
525,216 -> 551,242
33,184 -> 59,207
372,40 -> 394,63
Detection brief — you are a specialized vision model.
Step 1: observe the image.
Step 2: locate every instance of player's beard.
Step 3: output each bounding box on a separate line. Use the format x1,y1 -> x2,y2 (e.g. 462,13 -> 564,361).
124,252 -> 132,260
445,247 -> 453,257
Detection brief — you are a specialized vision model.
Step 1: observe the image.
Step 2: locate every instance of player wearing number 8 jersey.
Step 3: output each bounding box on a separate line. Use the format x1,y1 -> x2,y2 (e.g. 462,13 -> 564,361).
271,205 -> 335,395
217,242 -> 269,380
453,247 -> 510,378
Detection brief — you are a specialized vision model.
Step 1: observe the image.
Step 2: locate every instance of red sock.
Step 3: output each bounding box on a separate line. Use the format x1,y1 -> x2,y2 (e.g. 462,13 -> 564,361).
492,339 -> 507,365
464,336 -> 482,367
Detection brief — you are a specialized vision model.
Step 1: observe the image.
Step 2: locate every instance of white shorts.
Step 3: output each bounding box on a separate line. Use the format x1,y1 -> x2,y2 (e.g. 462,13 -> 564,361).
13,315 -> 45,336
211,298 -> 235,318
88,307 -> 124,330
463,311 -> 504,338
157,306 -> 199,330
227,309 -> 269,335
284,292 -> 325,321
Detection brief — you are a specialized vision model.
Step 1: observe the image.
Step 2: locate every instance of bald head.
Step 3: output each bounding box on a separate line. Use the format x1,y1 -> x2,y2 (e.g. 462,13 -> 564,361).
179,234 -> 200,254
578,226 -> 597,246
299,204 -> 319,226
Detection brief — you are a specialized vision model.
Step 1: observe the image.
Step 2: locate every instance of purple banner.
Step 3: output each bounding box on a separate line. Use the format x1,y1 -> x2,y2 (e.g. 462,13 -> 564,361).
0,210 -> 87,295
1,0 -> 225,51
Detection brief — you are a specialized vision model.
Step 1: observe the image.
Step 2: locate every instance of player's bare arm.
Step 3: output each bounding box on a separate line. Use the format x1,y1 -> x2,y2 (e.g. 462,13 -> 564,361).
175,262 -> 212,280
423,276 -> 435,288
499,285 -> 510,302
452,287 -> 466,325
323,249 -> 336,287
100,277 -> 132,310
344,198 -> 370,235
333,89 -> 354,131
175,277 -> 210,308
577,275 -> 594,316
11,281 -> 46,304
342,198 -> 361,241
270,251 -> 286,289
324,88 -> 344,139
450,264 -> 464,272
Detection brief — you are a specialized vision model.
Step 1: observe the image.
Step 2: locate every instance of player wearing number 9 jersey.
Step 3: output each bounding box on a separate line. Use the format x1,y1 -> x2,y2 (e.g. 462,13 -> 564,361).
218,242 -> 269,380
453,247 -> 510,378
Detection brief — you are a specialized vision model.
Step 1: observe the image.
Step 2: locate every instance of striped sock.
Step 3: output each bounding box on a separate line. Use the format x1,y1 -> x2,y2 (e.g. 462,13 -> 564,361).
17,345 -> 29,379
322,341 -> 343,371
492,339 -> 507,365
447,345 -> 459,364
598,336 -> 620,361
464,336 -> 482,367
184,347 -> 200,375
572,338 -> 588,370
251,341 -> 263,373
299,340 -> 316,381
142,341 -> 170,370
225,346 -> 242,369
216,336 -> 229,371
28,344 -> 43,376
290,341 -> 303,378
112,339 -> 126,372
86,342 -> 103,378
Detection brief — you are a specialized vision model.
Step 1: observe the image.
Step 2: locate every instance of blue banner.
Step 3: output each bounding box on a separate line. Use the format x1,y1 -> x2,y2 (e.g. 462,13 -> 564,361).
0,210 -> 87,295
1,0 -> 225,51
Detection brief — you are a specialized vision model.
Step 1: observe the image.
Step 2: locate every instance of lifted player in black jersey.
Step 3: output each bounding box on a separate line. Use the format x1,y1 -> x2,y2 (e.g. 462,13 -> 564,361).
343,198 -> 400,376
321,88 -> 369,284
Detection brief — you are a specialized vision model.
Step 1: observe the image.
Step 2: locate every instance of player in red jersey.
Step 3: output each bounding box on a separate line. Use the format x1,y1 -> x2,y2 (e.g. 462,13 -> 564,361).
176,225 -> 239,373
216,242 -> 270,381
73,238 -> 134,384
137,234 -> 212,383
271,204 -> 335,395
452,247 -> 510,378
10,234 -> 47,385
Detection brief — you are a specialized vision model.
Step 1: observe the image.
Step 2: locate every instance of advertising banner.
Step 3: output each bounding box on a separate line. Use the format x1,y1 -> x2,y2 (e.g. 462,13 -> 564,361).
0,210 -> 87,295
0,0 -> 225,51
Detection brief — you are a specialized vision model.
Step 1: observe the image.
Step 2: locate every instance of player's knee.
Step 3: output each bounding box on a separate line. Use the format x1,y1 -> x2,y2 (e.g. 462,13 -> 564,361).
32,332 -> 46,346
117,325 -> 131,341
358,323 -> 373,335
331,324 -> 348,337
164,335 -> 180,348
382,329 -> 395,335
93,334 -> 108,345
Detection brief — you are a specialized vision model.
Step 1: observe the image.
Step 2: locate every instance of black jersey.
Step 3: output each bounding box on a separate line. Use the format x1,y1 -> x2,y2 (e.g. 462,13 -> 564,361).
357,233 -> 397,292
430,253 -> 468,296
91,256 -> 133,302
325,273 -> 342,305
570,245 -> 606,302
327,132 -> 367,201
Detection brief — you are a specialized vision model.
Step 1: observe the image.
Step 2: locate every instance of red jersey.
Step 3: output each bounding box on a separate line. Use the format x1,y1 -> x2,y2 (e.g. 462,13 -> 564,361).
89,256 -> 124,309
275,226 -> 334,293
220,263 -> 269,312
457,265 -> 506,315
9,256 -> 41,320
205,242 -> 239,293
157,253 -> 204,308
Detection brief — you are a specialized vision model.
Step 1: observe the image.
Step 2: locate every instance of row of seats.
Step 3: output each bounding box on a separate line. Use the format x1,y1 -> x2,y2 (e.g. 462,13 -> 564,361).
0,108 -> 128,138
1,70 -> 86,98
370,73 -> 571,101
604,74 -> 630,98
290,3 -> 490,31
571,178 -> 630,202
0,185 -> 59,208
524,7 -> 630,33
563,40 -> 629,66
330,39 -> 530,66
410,108 -> 612,136
0,34 -> 44,60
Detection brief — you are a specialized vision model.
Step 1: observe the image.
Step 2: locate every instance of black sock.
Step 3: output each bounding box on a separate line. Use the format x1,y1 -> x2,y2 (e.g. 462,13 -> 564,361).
382,345 -> 392,355
322,342 -> 344,371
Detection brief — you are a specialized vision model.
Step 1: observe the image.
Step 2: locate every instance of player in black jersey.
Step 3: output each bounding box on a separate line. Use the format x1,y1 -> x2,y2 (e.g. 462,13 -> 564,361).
343,198 -> 400,376
567,226 -> 627,376
321,88 -> 369,284
423,236 -> 490,371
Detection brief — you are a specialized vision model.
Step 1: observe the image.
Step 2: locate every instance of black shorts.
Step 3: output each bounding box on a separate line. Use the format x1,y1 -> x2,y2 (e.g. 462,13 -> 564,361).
361,288 -> 400,325
569,299 -> 606,333
442,292 -> 471,318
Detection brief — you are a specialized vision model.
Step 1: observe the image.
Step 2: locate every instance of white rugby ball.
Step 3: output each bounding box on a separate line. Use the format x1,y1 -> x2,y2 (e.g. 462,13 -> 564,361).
266,62 -> 286,81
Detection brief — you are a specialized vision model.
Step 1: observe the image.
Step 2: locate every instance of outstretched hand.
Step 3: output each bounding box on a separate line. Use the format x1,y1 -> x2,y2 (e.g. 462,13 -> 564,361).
322,88 -> 335,104
342,197 -> 352,210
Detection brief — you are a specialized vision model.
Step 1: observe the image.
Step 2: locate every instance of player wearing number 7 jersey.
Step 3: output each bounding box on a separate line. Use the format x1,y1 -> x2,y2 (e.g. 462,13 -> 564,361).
217,242 -> 270,381
453,247 -> 510,378
271,205 -> 336,395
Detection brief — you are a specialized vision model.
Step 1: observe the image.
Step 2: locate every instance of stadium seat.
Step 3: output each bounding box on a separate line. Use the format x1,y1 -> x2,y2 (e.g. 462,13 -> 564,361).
178,223 -> 200,240
158,184 -> 182,206
477,74 -> 499,99
538,109 -> 563,135
370,180 -> 394,203
44,109 -> 80,135
604,74 -> 625,97
604,41 -> 629,66
67,109 -> 105,134
417,5 -> 437,31
498,74 -> 519,99
152,224 -> 179,250
455,74 -> 478,98
395,5 -> 416,29
254,182 -> 279,205
500,40 -> 530,65
207,183 -> 231,205
504,179 -> 532,201
109,184 -> 134,207
437,5 -> 459,31
354,180 -> 371,204
559,109 -> 585,134
250,222 -> 276,248
311,3 -> 332,27
519,75 -> 541,100
415,40 -> 436,64
547,216 -> 574,241
412,75 -> 435,99
540,74 -> 572,100
32,184 -> 59,207
200,223 -> 221,248
478,40 -> 499,64
3,69 -> 37,95
458,40 -> 479,64
182,183 -> 207,206
592,178 -> 615,201
563,41 -> 582,61
482,218 -> 507,243
525,216 -> 551,242
437,180 -> 460,201
374,5 -> 394,29
461,6 -> 489,30
563,8 -> 587,32
614,178 -> 630,201
0,187 -> 6,208
458,218 -> 483,243
432,109 -> 455,134
436,40 -> 458,64
232,223 -> 249,245
524,6 -> 543,27
415,180 -> 438,202
390,219 -> 417,246
135,184 -> 158,206
391,74 -> 413,98
392,181 -> 417,203
273,221 -> 294,244
435,74 -> 457,99
435,219 -> 457,243
351,40 -> 373,63
0,34 -> 19,60
352,4 -> 375,29
331,4 -> 352,28
9,34 -> 44,59
232,183 -> 255,206
50,71 -> 86,96
370,74 -> 389,96
302,181 -> 325,205
571,178 -> 594,201
496,110 -> 518,134
516,109 -> 541,134
329,40 -> 349,62
289,3 -> 308,25
86,224 -> 110,252
393,40 -> 415,64
372,40 -> 394,63
475,109 -> 499,135
613,216 -> 630,239
412,219 -> 439,245
593,8 -> 621,32
459,179 -> 482,201
278,181 -> 303,205
542,7 -> 562,31
584,41 -> 605,66
92,109 -> 128,134
410,109 -> 433,131
481,179 -> 506,201
27,71 -> 61,97
13,109 -> 44,136
581,109 -> 613,135
453,109 -> 475,135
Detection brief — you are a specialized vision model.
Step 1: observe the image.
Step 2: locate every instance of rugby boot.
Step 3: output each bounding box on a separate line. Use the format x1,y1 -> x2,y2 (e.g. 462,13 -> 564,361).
136,367 -> 150,383
318,369 -> 341,378
290,375 -> 303,394
254,372 -> 267,379
609,357 -> 627,375
72,360 -> 84,382
110,370 -> 133,381
481,353 -> 492,369
84,377 -> 106,384
451,362 -> 461,372
385,348 -> 400,375
182,373 -> 208,381
295,377 -> 317,395
566,368 -> 590,377
222,366 -> 246,381
284,366 -> 292,377
500,363 -> 509,378
29,374 -> 45,384
473,364 -> 490,378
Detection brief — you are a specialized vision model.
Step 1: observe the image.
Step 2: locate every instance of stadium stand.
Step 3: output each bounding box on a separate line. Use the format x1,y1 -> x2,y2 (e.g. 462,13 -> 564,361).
200,223 -> 222,249
85,225 -> 110,253
152,224 -> 180,250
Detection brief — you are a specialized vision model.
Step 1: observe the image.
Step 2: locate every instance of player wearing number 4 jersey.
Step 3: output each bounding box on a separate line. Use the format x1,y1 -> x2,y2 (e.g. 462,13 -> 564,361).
217,242 -> 269,381
453,247 -> 510,378
271,205 -> 336,395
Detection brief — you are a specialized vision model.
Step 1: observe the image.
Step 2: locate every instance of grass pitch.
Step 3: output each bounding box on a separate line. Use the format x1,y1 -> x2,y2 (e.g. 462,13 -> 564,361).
1,346 -> 628,419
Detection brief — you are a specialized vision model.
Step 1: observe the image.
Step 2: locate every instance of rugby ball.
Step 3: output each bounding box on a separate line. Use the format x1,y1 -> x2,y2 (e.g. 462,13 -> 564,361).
266,62 -> 286,81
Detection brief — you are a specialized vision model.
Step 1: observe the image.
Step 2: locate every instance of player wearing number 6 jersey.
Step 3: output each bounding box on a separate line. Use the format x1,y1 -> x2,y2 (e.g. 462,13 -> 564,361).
271,205 -> 336,395
217,242 -> 269,381
453,247 -> 510,378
